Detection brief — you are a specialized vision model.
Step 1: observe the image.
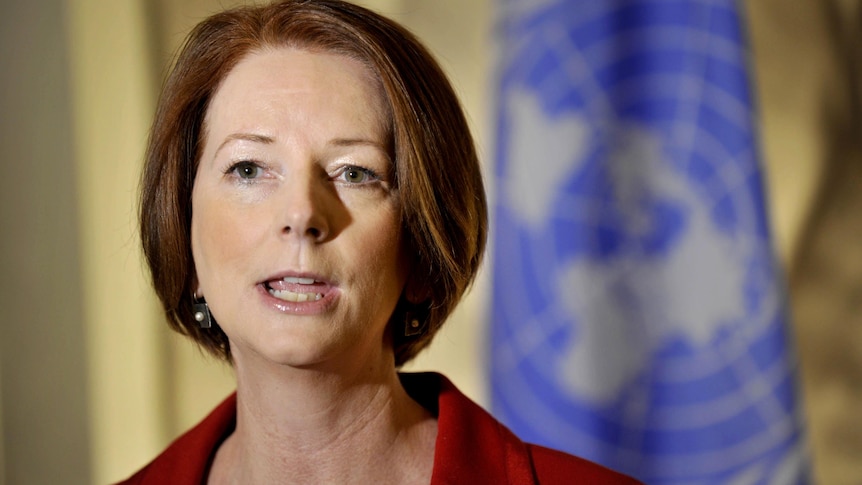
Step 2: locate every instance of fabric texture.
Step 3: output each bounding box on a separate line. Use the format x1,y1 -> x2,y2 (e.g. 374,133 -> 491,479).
117,372 -> 640,484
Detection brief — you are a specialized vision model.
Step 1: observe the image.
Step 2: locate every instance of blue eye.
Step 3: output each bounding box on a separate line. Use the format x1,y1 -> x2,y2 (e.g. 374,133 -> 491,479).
231,161 -> 262,179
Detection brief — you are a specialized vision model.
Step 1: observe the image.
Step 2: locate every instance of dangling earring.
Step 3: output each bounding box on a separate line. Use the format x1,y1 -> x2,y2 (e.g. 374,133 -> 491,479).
192,293 -> 212,329
404,310 -> 426,337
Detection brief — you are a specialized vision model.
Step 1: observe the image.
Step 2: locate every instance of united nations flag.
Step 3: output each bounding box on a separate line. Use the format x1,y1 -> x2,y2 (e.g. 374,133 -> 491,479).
489,1 -> 809,483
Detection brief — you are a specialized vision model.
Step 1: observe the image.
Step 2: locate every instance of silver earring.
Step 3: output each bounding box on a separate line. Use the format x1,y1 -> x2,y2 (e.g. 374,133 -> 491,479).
404,311 -> 425,337
192,296 -> 212,329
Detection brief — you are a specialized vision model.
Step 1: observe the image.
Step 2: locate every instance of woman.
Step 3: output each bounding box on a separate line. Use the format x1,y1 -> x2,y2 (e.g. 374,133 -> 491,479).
123,1 -> 639,483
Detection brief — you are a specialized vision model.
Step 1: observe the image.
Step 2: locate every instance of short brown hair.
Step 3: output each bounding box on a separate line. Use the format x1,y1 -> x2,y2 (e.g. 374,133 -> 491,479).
140,0 -> 487,366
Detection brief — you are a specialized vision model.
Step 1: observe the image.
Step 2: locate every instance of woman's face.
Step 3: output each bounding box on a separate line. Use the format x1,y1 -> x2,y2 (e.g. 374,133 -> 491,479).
191,48 -> 408,370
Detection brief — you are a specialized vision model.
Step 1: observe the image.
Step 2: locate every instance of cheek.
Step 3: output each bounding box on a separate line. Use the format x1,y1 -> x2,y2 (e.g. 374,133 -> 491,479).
191,192 -> 268,285
362,208 -> 410,290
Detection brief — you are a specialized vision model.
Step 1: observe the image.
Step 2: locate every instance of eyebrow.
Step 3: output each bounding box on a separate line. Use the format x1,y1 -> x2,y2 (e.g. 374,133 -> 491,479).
214,133 -> 275,157
213,133 -> 389,158
328,137 -> 387,151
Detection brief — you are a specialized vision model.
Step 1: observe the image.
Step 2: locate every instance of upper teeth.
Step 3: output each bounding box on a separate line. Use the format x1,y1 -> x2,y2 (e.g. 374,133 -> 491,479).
283,277 -> 315,284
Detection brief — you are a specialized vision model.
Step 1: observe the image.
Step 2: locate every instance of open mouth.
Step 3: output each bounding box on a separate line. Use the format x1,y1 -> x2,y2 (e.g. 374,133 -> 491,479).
264,276 -> 325,303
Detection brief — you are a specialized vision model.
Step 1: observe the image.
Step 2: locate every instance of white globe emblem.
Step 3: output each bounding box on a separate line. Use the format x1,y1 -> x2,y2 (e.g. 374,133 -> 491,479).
502,87 -> 754,403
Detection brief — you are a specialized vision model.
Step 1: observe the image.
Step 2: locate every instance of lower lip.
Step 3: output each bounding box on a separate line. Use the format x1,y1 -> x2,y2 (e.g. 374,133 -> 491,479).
256,283 -> 339,315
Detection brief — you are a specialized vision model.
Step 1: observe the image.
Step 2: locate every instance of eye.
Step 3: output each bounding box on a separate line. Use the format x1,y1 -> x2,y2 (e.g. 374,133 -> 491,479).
339,165 -> 378,184
229,161 -> 263,180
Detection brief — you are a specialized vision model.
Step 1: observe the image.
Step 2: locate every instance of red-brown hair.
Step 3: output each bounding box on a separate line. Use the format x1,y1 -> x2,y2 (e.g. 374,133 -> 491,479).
140,0 -> 486,366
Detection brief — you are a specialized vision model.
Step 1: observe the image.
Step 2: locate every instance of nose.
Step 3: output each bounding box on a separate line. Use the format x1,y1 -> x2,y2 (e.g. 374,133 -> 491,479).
278,170 -> 331,242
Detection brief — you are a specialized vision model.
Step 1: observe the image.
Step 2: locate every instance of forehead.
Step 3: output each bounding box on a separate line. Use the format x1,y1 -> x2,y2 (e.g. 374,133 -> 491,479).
204,47 -> 391,137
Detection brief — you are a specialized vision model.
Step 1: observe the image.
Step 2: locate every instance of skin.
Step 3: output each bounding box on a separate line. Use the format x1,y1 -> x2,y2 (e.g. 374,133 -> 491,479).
191,47 -> 436,484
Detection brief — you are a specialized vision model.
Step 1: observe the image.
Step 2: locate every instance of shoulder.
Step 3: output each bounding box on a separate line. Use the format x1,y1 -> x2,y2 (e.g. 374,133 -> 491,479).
527,443 -> 643,484
114,393 -> 237,485
402,372 -> 641,484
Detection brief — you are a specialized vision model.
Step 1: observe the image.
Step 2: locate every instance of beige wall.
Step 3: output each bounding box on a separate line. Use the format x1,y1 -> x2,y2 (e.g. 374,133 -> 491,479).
0,0 -> 92,484
746,1 -> 862,483
65,0 -> 171,481
0,357 -> 4,485
0,0 -> 859,483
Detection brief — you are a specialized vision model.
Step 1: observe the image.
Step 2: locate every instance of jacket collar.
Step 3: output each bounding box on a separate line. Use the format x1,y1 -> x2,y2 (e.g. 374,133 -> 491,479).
121,372 -> 536,484
408,373 -> 536,484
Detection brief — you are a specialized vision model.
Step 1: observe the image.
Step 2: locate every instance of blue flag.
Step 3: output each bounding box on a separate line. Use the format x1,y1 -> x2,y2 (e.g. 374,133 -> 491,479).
489,1 -> 808,483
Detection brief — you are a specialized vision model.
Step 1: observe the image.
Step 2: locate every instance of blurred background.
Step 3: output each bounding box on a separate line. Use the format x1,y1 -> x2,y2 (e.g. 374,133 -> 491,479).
0,0 -> 859,483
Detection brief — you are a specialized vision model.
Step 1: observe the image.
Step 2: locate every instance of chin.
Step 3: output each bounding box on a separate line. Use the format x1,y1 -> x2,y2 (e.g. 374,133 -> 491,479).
232,331 -> 361,371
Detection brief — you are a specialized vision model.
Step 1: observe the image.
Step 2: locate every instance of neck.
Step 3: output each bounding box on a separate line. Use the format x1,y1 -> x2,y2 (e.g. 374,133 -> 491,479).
209,349 -> 437,484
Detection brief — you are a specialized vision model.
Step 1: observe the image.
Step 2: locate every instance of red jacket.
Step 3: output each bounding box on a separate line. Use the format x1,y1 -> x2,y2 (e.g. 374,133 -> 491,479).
118,373 -> 640,484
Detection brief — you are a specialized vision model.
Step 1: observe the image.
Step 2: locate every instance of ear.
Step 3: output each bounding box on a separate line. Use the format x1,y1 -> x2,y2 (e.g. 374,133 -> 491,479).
400,244 -> 428,304
191,273 -> 203,300
404,273 -> 430,304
